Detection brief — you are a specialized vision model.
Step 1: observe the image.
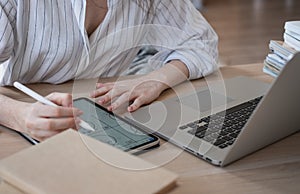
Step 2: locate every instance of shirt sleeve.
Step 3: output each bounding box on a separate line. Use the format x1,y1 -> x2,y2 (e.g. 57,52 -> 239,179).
0,0 -> 15,64
147,0 -> 219,80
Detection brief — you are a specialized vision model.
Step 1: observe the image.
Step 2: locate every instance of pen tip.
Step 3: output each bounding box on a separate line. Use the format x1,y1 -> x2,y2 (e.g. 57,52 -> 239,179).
81,121 -> 95,131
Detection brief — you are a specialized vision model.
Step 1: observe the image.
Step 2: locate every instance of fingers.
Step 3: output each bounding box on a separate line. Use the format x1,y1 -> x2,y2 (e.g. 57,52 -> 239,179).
108,94 -> 149,112
91,76 -> 166,112
35,103 -> 82,118
24,113 -> 81,141
90,79 -> 164,112
128,96 -> 148,112
26,117 -> 80,131
108,92 -> 150,112
42,92 -> 83,117
46,92 -> 73,107
96,86 -> 126,105
90,83 -> 114,98
107,92 -> 133,111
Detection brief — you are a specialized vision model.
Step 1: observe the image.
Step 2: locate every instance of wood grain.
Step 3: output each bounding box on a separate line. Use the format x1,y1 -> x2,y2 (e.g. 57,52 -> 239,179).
202,0 -> 300,66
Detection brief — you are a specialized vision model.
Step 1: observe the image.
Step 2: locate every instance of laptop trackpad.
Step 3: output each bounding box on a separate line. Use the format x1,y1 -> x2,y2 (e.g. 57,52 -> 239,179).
179,90 -> 234,112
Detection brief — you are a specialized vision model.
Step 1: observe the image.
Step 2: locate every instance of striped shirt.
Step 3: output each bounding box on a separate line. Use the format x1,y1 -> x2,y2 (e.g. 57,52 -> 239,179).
0,0 -> 218,86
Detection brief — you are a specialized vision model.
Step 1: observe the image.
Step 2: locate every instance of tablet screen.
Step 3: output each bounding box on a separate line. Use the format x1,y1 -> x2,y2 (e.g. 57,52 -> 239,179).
73,98 -> 158,152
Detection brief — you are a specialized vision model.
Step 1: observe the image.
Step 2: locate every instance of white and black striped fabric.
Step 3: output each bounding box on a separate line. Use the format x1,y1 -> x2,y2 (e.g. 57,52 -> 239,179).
0,0 -> 218,86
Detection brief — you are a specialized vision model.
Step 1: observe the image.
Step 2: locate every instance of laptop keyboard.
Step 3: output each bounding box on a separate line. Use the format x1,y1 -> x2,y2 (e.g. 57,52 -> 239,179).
179,96 -> 263,149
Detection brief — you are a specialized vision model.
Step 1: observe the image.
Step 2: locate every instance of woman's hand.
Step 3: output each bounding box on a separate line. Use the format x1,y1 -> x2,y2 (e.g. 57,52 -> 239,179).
14,93 -> 82,141
90,60 -> 189,112
90,76 -> 168,112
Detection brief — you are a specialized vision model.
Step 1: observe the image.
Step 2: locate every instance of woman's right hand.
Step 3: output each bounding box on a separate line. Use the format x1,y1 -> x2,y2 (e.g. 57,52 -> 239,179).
14,93 -> 83,141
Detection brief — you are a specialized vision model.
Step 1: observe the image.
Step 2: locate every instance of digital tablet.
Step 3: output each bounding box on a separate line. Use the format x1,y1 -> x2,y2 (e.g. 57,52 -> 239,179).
73,98 -> 159,154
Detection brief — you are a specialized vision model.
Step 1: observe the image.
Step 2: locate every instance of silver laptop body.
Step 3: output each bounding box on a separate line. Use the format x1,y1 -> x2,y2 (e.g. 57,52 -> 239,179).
126,53 -> 300,166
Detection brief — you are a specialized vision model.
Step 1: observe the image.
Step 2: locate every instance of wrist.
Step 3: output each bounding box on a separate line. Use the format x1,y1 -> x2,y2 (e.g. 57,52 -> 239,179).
145,60 -> 189,88
12,101 -> 31,133
0,95 -> 30,133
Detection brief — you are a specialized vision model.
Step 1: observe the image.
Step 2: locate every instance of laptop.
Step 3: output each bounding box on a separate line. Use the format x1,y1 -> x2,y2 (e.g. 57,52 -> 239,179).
125,53 -> 300,166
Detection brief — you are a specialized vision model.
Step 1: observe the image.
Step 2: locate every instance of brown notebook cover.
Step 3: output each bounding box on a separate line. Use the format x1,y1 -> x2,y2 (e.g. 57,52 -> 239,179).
0,130 -> 177,194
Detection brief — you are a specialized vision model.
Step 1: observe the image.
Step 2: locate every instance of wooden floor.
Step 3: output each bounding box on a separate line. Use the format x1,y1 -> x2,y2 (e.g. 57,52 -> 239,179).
201,0 -> 300,65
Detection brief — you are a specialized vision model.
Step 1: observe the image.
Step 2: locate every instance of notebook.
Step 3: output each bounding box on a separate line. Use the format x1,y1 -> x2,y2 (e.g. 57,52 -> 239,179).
0,130 -> 177,194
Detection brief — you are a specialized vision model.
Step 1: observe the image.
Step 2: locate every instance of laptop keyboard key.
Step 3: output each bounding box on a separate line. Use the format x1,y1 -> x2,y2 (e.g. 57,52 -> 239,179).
229,133 -> 239,138
213,139 -> 226,146
195,131 -> 206,139
179,125 -> 188,130
187,123 -> 198,128
222,136 -> 233,141
203,135 -> 215,143
218,144 -> 228,149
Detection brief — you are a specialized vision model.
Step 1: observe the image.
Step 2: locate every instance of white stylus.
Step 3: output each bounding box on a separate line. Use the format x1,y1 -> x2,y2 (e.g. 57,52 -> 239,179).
13,81 -> 95,132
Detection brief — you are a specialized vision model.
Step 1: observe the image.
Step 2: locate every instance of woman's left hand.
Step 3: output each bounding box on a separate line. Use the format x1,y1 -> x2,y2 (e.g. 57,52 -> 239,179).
90,76 -> 168,112
90,60 -> 189,112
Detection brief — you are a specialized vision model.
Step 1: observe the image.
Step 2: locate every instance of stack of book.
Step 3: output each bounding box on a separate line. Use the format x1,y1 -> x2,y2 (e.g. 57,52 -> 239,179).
263,21 -> 300,77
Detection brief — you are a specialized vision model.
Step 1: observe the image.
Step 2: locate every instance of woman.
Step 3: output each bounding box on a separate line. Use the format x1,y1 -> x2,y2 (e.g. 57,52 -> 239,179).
0,0 -> 218,141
